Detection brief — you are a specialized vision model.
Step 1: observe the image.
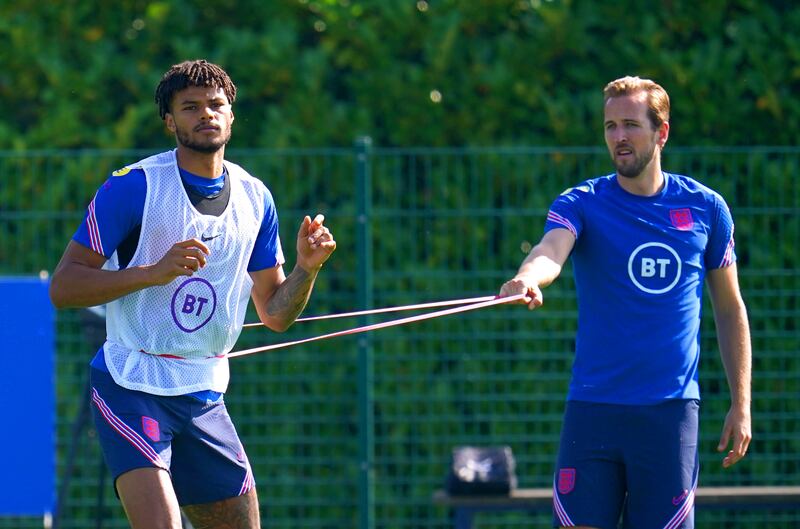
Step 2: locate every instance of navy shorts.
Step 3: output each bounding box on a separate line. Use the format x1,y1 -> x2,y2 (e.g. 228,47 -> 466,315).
552,399 -> 699,529
90,367 -> 255,505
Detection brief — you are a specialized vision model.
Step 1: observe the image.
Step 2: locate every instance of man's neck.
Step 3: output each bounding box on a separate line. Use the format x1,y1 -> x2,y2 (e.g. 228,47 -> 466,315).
616,159 -> 664,197
175,147 -> 225,179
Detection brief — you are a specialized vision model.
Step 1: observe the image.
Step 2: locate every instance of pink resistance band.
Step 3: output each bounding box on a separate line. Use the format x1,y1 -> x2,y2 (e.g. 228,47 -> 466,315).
242,294 -> 499,327
228,293 -> 528,359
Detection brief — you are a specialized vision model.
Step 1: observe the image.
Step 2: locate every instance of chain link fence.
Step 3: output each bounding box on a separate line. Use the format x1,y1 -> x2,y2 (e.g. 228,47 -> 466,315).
1,145 -> 797,528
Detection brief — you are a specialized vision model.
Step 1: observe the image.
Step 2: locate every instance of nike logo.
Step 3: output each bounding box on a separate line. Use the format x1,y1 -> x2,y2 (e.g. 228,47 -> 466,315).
201,233 -> 221,242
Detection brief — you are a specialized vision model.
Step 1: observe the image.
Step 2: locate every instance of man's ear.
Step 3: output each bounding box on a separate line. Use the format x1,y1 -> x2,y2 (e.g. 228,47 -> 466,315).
164,113 -> 176,133
657,121 -> 670,148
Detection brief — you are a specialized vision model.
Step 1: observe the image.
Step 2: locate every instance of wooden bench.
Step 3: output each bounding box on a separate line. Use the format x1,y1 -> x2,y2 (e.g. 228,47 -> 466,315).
432,486 -> 800,529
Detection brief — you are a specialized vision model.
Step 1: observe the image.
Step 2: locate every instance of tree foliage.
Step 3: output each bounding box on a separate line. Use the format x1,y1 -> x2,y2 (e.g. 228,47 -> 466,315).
1,0 -> 798,149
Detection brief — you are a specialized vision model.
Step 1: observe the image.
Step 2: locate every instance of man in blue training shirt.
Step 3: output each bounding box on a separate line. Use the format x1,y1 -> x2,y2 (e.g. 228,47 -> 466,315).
50,60 -> 336,529
499,76 -> 752,529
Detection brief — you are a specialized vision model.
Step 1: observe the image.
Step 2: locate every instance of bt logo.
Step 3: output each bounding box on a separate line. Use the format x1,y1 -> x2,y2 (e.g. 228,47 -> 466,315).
181,294 -> 210,316
627,242 -> 682,294
170,278 -> 217,332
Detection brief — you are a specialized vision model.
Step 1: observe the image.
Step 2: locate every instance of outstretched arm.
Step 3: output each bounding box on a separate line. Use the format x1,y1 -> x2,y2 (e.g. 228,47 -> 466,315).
498,228 -> 575,310
250,214 -> 336,332
706,263 -> 752,468
49,239 -> 209,308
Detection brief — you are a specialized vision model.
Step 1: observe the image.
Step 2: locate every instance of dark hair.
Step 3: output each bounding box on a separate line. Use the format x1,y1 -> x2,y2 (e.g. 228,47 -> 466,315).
154,60 -> 237,119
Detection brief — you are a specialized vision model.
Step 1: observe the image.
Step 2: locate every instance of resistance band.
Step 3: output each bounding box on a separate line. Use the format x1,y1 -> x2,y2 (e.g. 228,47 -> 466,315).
242,294 -> 498,327
228,293 -> 527,359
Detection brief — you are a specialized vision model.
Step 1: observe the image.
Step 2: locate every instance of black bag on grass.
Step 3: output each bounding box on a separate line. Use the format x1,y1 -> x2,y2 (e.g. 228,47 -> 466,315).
445,446 -> 517,495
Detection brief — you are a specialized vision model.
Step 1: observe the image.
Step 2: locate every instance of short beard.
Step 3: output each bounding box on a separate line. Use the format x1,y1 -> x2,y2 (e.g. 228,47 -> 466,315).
176,126 -> 231,154
615,143 -> 656,179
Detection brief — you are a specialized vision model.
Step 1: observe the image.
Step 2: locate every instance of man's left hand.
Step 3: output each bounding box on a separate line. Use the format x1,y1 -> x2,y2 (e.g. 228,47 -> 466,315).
296,214 -> 336,272
717,404 -> 752,468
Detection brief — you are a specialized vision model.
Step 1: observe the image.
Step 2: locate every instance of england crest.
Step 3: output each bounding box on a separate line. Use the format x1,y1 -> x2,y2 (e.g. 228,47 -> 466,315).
557,468 -> 576,494
669,208 -> 694,231
142,416 -> 160,442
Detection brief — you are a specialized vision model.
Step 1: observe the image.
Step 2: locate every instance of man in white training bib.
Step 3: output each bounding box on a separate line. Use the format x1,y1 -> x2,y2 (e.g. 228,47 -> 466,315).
50,59 -> 336,529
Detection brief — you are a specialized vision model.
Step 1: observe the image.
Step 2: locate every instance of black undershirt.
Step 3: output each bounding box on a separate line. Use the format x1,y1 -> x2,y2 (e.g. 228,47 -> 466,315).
116,177 -> 230,268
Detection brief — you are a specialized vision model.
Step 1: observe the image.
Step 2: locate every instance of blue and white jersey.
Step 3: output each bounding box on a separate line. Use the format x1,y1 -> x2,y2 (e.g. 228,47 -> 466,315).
72,150 -> 284,395
74,160 -> 283,272
545,172 -> 736,404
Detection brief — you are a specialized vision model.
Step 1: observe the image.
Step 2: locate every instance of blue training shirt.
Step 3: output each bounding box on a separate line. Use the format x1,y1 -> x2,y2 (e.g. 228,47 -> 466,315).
545,172 -> 736,405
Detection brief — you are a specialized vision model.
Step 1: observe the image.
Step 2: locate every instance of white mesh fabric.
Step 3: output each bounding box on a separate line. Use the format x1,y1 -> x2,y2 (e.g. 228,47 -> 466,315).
104,149 -> 276,395
103,340 -> 230,395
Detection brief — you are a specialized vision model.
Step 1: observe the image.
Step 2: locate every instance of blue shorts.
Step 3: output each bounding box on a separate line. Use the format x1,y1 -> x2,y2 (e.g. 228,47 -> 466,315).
552,399 -> 699,529
90,367 -> 255,505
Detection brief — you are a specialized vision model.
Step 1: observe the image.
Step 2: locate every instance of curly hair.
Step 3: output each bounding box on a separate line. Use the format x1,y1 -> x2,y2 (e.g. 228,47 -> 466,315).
603,76 -> 670,130
154,60 -> 237,119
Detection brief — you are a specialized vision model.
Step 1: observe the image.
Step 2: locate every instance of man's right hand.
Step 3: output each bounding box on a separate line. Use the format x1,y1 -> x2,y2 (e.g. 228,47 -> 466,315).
146,239 -> 210,285
499,276 -> 542,310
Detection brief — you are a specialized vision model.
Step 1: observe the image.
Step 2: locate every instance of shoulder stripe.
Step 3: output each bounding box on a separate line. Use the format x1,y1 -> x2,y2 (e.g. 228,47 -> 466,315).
719,230 -> 735,268
86,194 -> 105,256
547,211 -> 578,238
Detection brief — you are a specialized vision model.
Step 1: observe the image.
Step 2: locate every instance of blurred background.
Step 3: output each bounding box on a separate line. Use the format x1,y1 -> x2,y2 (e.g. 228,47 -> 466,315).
1,1 -> 797,528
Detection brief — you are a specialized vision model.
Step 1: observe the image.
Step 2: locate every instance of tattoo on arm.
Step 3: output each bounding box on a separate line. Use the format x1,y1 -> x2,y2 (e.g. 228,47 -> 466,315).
266,266 -> 315,324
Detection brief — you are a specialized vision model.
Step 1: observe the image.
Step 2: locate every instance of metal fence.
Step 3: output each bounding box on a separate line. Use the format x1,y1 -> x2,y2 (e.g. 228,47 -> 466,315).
1,144 -> 798,528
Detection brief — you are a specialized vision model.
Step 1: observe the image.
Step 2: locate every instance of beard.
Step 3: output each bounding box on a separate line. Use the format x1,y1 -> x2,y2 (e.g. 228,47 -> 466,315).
175,124 -> 231,154
614,142 -> 656,179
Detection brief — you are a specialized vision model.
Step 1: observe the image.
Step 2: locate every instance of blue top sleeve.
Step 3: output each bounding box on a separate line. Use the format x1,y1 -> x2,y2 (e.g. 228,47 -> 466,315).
544,184 -> 588,239
72,168 -> 147,258
247,187 -> 285,272
705,194 -> 737,270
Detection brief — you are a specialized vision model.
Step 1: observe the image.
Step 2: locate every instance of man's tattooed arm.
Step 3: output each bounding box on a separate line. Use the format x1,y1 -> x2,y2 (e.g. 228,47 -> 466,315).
265,265 -> 317,327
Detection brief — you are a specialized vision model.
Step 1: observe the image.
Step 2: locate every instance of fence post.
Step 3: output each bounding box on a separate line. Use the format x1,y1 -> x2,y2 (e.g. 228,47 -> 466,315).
355,136 -> 374,529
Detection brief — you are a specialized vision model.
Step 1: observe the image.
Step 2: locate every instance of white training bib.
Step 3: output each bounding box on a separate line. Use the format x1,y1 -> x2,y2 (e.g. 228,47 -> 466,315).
103,149 -> 274,395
